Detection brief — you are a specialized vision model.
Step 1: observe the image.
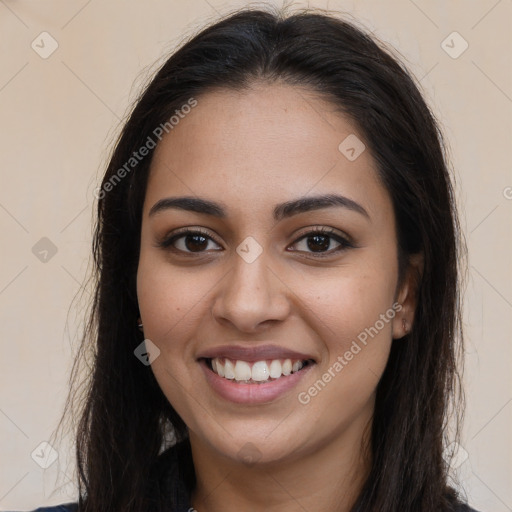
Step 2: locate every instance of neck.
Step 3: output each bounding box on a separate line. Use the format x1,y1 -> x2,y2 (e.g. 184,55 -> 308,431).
188,408 -> 372,512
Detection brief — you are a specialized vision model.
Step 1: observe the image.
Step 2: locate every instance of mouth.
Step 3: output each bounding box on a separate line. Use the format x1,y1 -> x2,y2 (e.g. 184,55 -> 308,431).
200,356 -> 316,384
197,345 -> 317,404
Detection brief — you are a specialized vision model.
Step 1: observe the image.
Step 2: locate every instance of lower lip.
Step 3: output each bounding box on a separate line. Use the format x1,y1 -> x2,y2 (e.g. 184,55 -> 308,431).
199,359 -> 315,404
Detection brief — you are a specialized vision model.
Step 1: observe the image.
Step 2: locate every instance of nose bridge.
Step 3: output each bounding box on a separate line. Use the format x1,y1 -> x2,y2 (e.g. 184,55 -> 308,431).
212,245 -> 289,330
233,249 -> 272,296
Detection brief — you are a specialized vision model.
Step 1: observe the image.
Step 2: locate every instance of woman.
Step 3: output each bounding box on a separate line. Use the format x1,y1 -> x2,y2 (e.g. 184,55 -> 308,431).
19,5 -> 478,512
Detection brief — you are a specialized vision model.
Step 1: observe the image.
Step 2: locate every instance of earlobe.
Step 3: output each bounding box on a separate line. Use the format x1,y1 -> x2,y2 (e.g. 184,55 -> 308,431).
392,252 -> 424,339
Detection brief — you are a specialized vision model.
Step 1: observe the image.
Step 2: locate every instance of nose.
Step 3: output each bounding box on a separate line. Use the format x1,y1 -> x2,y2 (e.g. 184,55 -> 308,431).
211,250 -> 291,333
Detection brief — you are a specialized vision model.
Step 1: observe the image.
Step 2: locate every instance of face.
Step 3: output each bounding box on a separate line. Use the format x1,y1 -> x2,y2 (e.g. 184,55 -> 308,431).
136,83 -> 417,466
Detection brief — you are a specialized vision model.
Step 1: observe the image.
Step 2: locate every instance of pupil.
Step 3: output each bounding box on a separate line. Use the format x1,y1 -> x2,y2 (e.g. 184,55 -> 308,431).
307,235 -> 329,252
186,234 -> 208,252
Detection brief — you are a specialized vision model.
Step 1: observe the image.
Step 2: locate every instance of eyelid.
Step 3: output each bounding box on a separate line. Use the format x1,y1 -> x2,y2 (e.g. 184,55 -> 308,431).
155,226 -> 222,250
155,225 -> 354,256
292,225 -> 353,244
288,227 -> 354,257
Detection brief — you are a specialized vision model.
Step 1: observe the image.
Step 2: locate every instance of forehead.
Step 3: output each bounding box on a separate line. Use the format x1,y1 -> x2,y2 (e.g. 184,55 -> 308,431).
144,83 -> 392,225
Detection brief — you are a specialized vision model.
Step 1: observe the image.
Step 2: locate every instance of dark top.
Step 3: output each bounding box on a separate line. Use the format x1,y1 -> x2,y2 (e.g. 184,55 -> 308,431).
15,500 -> 484,512
15,441 -> 481,512
23,505 -> 482,512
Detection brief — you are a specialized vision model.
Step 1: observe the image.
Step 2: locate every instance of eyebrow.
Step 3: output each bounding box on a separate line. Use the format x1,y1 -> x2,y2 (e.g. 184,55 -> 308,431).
148,194 -> 370,221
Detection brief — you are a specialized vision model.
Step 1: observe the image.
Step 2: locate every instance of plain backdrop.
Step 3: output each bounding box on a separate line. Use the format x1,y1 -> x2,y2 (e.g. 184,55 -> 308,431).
0,1 -> 511,510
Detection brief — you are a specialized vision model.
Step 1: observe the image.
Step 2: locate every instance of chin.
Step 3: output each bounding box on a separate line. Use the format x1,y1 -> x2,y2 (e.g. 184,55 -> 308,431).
194,425 -> 310,467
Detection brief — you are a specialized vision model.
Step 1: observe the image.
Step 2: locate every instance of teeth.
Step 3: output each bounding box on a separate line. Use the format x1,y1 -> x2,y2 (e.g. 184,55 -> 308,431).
210,357 -> 311,382
234,360 -> 252,381
224,359 -> 235,379
282,359 -> 292,376
251,361 -> 269,381
292,361 -> 304,372
269,360 -> 282,379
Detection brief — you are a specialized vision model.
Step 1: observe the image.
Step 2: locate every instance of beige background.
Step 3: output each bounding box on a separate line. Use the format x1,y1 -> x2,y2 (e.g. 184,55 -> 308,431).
0,1 -> 511,510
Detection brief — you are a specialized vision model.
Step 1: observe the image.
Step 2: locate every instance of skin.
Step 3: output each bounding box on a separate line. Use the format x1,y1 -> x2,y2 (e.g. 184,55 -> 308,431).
136,82 -> 423,512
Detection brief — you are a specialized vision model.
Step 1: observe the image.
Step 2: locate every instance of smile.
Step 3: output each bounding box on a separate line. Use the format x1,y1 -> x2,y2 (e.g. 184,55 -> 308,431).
198,357 -> 315,404
206,357 -> 315,383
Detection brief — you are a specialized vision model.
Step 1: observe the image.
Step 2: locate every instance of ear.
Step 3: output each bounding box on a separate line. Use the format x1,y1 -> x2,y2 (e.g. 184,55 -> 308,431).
392,252 -> 424,340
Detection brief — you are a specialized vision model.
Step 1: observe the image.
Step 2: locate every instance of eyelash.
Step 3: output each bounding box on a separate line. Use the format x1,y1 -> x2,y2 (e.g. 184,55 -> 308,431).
156,227 -> 354,258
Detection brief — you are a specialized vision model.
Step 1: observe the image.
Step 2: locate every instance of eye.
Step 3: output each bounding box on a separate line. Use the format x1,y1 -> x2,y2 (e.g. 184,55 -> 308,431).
156,228 -> 222,255
288,228 -> 353,257
156,226 -> 353,258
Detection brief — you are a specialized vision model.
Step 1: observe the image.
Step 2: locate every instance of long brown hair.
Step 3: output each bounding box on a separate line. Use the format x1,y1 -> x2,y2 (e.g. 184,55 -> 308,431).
56,5 -> 467,511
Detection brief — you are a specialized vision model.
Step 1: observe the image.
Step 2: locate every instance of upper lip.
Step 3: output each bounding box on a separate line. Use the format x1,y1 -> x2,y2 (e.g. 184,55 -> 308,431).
197,344 -> 316,362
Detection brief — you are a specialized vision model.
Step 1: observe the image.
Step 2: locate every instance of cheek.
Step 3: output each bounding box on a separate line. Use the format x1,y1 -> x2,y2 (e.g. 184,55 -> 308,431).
136,252 -> 212,343
293,272 -> 396,427
136,255 -> 215,427
292,262 -> 397,402
296,266 -> 397,346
